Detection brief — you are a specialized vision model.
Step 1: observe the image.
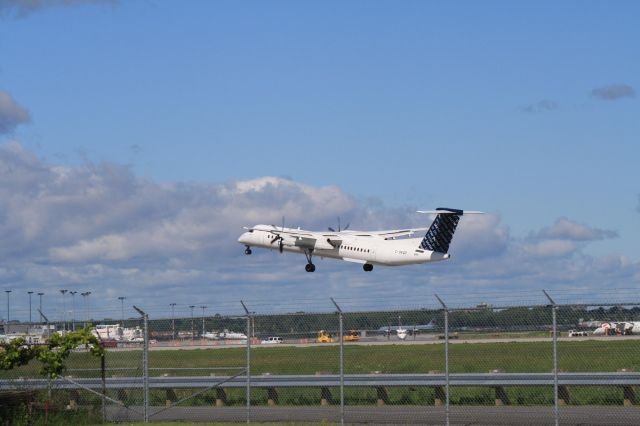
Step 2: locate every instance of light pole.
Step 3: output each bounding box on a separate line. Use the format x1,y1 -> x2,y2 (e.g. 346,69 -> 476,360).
81,292 -> 91,327
200,305 -> 207,337
189,305 -> 195,340
60,289 -> 67,331
5,290 -> 11,333
27,291 -> 33,323
118,296 -> 126,328
37,293 -> 44,322
69,291 -> 77,331
170,303 -> 176,340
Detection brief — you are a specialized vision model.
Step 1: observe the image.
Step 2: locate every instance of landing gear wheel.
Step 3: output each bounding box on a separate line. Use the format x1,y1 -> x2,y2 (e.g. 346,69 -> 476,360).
363,264 -> 373,272
244,246 -> 252,255
303,249 -> 315,272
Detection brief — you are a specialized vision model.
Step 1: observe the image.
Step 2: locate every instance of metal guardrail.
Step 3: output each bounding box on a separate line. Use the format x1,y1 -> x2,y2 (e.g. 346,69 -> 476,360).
3,372 -> 640,391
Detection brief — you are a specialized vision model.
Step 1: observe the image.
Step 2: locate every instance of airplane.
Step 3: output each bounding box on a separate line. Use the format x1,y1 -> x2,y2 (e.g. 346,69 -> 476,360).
379,317 -> 438,339
238,207 -> 482,272
203,331 -> 219,340
593,322 -> 640,336
218,330 -> 248,340
378,317 -> 438,333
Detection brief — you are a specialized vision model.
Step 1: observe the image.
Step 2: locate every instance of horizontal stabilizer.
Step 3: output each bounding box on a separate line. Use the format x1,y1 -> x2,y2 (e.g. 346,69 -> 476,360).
417,208 -> 484,215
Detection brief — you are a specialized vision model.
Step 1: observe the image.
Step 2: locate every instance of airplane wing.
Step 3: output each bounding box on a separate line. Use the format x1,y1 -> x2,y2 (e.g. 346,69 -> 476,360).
363,228 -> 429,239
262,227 -> 343,250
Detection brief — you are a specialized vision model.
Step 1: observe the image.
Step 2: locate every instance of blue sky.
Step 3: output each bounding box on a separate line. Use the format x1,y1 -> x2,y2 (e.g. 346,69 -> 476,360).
0,1 -> 638,320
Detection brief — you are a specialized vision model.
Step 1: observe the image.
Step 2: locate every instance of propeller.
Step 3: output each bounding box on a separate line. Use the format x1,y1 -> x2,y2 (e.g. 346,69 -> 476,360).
328,217 -> 350,232
270,216 -> 285,253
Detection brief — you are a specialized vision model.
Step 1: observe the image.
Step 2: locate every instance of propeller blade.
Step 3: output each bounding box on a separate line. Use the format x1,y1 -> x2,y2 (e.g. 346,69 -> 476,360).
270,234 -> 283,245
344,223 -> 350,231
328,227 -> 335,232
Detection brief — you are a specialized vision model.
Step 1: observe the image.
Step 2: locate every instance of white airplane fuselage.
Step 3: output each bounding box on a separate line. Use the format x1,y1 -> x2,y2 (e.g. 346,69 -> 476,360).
238,224 -> 450,267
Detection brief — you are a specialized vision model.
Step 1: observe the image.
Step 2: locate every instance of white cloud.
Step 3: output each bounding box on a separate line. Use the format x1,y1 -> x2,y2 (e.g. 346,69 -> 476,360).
520,99 -> 558,113
0,91 -> 31,134
0,142 -> 637,319
537,217 -> 617,241
520,239 -> 577,258
591,84 -> 636,101
0,0 -> 116,19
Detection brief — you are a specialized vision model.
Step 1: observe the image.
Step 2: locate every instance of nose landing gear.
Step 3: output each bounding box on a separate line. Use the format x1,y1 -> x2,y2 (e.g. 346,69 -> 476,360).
244,245 -> 252,255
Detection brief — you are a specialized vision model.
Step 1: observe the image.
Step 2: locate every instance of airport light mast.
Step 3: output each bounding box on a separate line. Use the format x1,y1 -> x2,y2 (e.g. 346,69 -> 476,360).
27,291 -> 33,323
5,290 -> 11,333
81,292 -> 91,327
189,305 -> 195,340
60,289 -> 67,331
118,296 -> 126,328
37,293 -> 44,322
170,303 -> 176,340
69,291 -> 77,331
200,305 -> 207,337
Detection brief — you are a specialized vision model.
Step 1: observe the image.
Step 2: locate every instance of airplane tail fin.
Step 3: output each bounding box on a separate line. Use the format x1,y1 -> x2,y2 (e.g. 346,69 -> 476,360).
417,208 -> 477,253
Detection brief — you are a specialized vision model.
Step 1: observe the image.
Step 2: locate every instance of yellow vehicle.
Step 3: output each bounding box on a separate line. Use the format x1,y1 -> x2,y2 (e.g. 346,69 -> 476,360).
316,330 -> 334,343
343,329 -> 361,342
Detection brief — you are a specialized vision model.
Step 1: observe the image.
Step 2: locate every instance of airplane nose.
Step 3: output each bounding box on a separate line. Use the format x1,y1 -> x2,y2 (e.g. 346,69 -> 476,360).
238,233 -> 249,244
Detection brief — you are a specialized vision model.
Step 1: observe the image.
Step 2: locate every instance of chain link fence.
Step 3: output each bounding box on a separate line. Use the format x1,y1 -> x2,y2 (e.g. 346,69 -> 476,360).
2,292 -> 640,424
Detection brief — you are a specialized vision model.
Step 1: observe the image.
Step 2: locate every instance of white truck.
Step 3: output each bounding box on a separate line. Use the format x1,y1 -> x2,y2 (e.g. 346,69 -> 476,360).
568,330 -> 588,337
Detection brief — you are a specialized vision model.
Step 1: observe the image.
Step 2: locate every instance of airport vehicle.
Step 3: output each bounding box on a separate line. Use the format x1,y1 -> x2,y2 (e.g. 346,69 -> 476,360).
343,330 -> 361,342
261,336 -> 283,344
238,208 -> 482,272
568,330 -> 588,337
316,330 -> 334,343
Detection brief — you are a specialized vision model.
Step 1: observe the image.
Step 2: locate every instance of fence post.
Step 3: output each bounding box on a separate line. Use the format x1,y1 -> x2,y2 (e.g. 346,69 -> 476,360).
101,352 -> 106,423
134,306 -> 149,423
241,301 -> 251,424
543,290 -> 559,426
331,298 -> 344,425
435,294 -> 449,426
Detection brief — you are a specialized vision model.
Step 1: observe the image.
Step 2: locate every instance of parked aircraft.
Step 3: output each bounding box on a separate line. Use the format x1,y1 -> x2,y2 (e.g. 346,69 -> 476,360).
238,208 -> 482,272
218,330 -> 248,340
593,322 -> 640,336
203,331 -> 219,340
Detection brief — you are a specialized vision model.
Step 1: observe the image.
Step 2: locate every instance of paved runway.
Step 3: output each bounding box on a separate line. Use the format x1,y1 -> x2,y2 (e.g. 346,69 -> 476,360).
107,405 -> 640,425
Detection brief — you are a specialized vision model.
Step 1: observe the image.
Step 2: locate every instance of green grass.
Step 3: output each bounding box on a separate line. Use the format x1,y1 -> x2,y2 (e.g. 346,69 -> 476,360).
3,339 -> 639,408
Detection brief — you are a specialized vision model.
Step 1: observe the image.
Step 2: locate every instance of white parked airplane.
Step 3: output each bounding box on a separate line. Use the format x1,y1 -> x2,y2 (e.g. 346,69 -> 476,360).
238,207 -> 482,272
593,322 -> 640,336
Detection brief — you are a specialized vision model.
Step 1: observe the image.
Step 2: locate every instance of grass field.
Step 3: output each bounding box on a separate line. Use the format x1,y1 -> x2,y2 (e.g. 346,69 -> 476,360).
3,339 -> 639,407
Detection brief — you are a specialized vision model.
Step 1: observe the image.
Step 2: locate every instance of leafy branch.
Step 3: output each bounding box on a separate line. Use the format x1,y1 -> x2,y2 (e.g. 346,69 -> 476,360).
0,327 -> 105,378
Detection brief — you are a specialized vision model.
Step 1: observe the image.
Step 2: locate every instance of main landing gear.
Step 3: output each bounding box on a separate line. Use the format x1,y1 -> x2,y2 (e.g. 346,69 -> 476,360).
363,264 -> 373,272
304,249 -> 315,272
244,245 -> 252,255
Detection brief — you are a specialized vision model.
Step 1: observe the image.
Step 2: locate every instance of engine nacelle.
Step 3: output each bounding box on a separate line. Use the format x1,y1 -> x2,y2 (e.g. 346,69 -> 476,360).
313,238 -> 336,250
